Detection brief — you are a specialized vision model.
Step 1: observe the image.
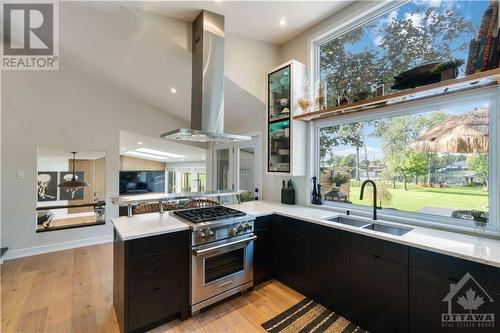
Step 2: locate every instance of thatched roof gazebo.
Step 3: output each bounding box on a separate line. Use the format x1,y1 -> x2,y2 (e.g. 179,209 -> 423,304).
409,108 -> 489,154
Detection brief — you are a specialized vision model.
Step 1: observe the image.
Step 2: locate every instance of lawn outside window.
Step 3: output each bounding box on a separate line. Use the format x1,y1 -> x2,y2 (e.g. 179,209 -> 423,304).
312,88 -> 499,234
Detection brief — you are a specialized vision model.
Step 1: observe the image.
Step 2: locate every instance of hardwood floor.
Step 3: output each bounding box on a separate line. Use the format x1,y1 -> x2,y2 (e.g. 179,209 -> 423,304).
1,243 -> 303,333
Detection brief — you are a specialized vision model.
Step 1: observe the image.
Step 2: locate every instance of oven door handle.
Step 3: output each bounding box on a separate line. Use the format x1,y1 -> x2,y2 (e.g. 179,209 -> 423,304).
193,235 -> 257,256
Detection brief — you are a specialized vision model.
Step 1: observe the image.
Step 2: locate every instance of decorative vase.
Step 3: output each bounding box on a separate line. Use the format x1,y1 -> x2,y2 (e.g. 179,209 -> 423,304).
313,81 -> 327,111
297,77 -> 313,113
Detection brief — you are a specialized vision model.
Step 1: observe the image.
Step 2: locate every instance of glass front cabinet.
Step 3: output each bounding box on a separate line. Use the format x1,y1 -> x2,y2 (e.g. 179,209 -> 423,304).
267,60 -> 307,175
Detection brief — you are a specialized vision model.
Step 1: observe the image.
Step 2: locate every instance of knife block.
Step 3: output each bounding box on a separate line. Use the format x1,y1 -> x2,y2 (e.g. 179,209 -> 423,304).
281,188 -> 295,205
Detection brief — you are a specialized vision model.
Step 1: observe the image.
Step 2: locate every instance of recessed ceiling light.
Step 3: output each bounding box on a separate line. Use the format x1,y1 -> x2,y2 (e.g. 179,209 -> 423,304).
170,87 -> 177,94
137,141 -> 143,145
136,147 -> 186,158
202,157 -> 206,160
181,159 -> 185,161
328,50 -> 334,55
126,151 -> 167,160
279,17 -> 287,27
121,148 -> 126,151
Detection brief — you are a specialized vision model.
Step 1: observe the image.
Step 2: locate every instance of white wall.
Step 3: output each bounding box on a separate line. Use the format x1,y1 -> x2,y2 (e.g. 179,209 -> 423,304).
223,34 -> 281,201
225,34 -> 280,103
1,66 -> 188,259
224,33 -> 280,135
1,3 -> 283,258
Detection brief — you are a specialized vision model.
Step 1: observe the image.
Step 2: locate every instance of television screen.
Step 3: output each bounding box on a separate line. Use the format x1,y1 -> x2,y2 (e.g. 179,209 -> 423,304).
119,171 -> 165,195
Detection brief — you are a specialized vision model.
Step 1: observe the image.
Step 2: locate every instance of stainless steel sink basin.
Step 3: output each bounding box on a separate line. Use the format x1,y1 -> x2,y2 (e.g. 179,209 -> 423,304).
324,215 -> 413,236
324,216 -> 372,228
362,223 -> 412,236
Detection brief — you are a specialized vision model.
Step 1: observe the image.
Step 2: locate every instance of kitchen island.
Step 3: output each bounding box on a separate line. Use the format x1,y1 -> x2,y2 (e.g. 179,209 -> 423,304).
112,215 -> 190,333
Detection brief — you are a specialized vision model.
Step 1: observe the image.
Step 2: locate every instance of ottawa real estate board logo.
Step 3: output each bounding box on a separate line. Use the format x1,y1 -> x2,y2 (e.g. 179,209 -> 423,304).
442,272 -> 495,329
1,1 -> 58,70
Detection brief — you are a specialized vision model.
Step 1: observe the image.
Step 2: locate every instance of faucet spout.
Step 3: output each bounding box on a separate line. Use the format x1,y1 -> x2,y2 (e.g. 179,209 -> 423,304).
360,180 -> 377,220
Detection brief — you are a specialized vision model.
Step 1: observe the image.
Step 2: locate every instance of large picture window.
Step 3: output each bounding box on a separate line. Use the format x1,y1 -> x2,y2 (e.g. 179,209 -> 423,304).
316,92 -> 498,231
318,0 -> 489,105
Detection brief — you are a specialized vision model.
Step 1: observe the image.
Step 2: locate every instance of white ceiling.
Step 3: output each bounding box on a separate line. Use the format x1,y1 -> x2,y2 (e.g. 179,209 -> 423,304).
120,131 -> 207,163
123,1 -> 352,45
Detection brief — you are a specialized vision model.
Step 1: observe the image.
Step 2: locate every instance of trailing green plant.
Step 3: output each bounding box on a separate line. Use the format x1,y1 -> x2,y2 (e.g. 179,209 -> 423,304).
431,59 -> 465,74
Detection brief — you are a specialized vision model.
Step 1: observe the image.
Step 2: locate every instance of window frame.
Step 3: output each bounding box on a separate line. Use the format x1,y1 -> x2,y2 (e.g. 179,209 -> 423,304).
310,0 -> 409,90
311,87 -> 499,235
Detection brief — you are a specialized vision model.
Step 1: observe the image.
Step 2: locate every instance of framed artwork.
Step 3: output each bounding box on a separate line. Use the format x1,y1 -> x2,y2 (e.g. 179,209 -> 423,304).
37,172 -> 58,202
59,172 -> 85,200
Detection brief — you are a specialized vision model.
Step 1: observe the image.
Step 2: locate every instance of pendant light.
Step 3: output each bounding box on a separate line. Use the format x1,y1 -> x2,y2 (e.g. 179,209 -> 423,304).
58,152 -> 89,189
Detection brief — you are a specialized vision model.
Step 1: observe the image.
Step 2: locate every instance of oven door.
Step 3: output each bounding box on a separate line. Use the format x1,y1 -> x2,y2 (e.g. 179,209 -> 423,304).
191,234 -> 256,306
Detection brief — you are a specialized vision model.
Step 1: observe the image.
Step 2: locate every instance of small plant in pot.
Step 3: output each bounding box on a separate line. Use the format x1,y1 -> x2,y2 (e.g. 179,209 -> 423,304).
431,59 -> 465,81
331,174 -> 349,187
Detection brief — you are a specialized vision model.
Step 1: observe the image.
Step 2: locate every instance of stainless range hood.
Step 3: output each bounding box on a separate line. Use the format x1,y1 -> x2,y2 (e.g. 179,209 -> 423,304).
161,11 -> 251,143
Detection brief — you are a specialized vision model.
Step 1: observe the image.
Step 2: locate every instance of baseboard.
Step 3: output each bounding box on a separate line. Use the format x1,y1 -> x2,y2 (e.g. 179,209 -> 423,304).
2,235 -> 113,261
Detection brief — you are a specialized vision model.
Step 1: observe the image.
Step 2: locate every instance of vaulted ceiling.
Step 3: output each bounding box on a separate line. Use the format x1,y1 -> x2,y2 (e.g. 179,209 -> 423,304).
58,2 -> 352,127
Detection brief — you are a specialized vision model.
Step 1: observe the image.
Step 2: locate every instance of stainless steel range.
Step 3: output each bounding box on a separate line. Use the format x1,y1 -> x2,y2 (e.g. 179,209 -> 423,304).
173,206 -> 256,314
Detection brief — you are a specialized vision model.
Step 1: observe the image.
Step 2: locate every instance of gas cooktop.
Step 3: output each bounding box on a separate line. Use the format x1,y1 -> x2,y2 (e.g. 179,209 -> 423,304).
174,206 -> 246,224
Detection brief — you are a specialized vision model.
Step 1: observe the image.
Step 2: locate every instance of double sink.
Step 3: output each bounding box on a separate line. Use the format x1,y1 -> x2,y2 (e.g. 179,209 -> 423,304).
325,216 -> 412,236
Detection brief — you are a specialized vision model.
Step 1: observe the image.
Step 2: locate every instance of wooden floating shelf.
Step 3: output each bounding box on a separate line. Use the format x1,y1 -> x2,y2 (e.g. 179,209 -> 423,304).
293,68 -> 500,122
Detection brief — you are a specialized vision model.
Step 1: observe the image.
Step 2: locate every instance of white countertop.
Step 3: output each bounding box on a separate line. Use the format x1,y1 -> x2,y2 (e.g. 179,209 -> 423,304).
112,213 -> 189,241
226,201 -> 500,269
112,200 -> 500,268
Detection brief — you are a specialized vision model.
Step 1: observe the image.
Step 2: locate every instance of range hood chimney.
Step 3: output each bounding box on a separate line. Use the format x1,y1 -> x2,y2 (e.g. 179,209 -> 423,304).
161,10 -> 251,143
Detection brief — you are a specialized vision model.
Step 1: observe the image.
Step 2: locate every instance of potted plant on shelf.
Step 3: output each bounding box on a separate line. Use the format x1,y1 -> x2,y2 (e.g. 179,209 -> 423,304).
431,59 -> 465,81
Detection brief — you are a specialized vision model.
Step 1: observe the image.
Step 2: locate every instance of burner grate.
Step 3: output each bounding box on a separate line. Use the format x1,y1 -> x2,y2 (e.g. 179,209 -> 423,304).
174,206 -> 246,223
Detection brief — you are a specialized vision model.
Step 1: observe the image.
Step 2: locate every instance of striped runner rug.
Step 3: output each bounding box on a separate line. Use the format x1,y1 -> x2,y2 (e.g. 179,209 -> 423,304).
261,298 -> 368,333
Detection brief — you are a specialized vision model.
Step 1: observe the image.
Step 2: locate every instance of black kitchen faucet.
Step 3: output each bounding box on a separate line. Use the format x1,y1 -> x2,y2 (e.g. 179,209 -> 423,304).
360,179 -> 378,221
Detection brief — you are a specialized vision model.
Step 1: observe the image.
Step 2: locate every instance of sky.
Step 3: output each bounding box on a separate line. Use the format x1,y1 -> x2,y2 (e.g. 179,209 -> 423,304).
320,0 -> 490,164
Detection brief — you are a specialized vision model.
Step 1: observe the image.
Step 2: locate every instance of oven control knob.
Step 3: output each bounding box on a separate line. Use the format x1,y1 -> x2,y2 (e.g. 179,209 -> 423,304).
229,227 -> 238,237
237,225 -> 245,233
199,231 -> 206,239
244,223 -> 252,231
205,229 -> 214,237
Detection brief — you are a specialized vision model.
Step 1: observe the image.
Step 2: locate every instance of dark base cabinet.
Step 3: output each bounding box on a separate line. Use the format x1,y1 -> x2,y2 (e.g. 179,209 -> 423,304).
409,248 -> 500,333
350,250 -> 408,333
350,234 -> 409,333
409,267 -> 453,333
254,215 -> 274,285
273,216 -> 310,296
113,230 -> 189,333
308,223 -> 350,317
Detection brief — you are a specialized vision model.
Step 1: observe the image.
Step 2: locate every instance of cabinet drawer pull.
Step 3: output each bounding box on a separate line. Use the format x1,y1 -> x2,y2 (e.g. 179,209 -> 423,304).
153,287 -> 161,293
151,251 -> 161,256
373,254 -> 381,259
153,268 -> 161,273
